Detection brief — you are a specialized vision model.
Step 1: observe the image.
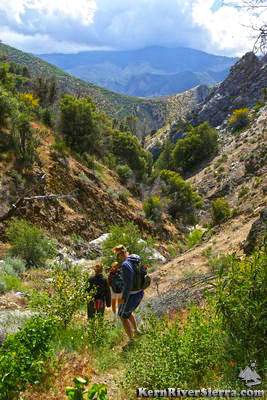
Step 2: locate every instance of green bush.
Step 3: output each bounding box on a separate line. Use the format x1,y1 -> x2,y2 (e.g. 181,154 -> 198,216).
211,198 -> 231,225
101,222 -> 154,268
11,113 -> 40,164
7,219 -> 58,267
229,108 -> 249,132
160,170 -> 203,224
0,279 -> 7,294
124,308 -> 226,392
2,273 -> 23,292
172,122 -> 218,173
112,129 -> 152,180
118,191 -> 129,204
29,264 -> 90,327
1,257 -> 26,275
51,136 -> 69,155
0,317 -> 57,399
116,164 -> 133,183
143,196 -> 162,222
60,94 -> 102,154
66,377 -> 109,400
42,107 -> 53,127
238,186 -> 249,199
214,244 -> 267,364
186,229 -> 203,249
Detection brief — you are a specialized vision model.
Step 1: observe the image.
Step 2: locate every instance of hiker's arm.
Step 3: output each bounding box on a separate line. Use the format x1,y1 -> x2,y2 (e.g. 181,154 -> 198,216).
121,262 -> 133,302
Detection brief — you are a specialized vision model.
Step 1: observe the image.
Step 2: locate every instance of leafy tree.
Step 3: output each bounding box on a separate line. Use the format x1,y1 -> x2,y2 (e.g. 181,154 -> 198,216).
160,169 -> 203,224
172,122 -> 218,173
0,85 -> 18,127
116,164 -> 133,183
112,129 -> 151,180
60,94 -> 101,154
155,139 -> 175,171
143,196 -> 162,222
11,113 -> 40,163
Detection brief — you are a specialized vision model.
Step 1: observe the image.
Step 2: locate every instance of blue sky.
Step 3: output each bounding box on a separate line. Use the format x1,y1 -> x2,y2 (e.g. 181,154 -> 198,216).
0,0 -> 260,56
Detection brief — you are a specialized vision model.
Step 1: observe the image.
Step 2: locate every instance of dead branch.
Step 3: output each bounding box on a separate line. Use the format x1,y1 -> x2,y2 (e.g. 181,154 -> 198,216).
0,192 -> 76,222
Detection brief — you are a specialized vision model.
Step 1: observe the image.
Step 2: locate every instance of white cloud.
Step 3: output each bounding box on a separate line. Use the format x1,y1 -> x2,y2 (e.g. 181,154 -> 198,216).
0,0 -> 261,55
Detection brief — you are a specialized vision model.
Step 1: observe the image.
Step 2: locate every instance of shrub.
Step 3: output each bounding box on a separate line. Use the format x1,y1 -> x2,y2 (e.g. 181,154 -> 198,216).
42,107 -> 53,127
52,136 -> 69,155
1,257 -> 26,275
229,108 -> 249,132
214,244 -> 267,364
118,191 -> 129,204
11,113 -> 40,164
0,317 -> 57,399
124,308 -> 226,393
66,377 -> 109,400
116,164 -> 133,183
60,94 -> 101,154
172,122 -> 218,173
102,222 -> 154,268
112,129 -> 152,180
238,186 -> 249,199
211,198 -> 231,225
160,170 -> 203,224
143,196 -> 162,222
0,279 -> 7,294
186,229 -> 203,249
7,219 -> 58,267
30,264 -> 91,327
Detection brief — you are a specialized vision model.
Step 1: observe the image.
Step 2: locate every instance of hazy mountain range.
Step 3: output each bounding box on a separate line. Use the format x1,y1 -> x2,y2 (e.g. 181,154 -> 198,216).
37,46 -> 238,97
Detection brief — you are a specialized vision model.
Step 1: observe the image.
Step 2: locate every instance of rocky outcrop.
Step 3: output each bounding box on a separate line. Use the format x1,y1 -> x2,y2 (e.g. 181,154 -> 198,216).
243,207 -> 267,255
194,52 -> 267,127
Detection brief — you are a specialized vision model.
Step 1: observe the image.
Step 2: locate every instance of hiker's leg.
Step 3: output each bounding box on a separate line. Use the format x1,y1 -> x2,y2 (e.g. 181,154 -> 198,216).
129,313 -> 138,331
111,298 -> 116,314
87,301 -> 95,319
120,317 -> 133,339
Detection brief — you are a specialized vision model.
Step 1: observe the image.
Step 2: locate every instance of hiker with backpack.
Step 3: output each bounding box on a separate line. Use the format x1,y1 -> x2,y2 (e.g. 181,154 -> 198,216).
112,244 -> 151,348
86,263 -> 111,319
108,261 -> 124,322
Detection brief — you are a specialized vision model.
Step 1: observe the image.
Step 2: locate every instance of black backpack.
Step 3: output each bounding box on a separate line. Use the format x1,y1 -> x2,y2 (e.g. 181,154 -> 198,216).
126,257 -> 151,291
111,269 -> 124,294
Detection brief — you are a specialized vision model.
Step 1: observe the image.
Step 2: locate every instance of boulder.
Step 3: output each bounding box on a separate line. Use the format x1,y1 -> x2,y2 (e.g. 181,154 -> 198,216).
243,207 -> 267,255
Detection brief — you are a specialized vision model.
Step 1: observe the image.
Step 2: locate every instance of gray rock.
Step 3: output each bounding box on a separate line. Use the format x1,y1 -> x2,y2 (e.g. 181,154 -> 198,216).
192,52 -> 267,127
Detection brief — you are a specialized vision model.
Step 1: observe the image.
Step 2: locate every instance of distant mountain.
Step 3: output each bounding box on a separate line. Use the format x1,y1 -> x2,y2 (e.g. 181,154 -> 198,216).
1,42 -> 208,132
37,46 -> 238,96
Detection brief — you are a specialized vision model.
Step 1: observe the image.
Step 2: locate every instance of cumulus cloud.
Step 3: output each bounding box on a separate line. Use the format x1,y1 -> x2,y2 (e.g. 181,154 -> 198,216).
0,0 -> 257,55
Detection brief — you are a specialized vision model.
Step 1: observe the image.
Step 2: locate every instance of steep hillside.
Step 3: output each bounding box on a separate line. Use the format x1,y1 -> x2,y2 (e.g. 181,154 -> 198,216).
0,123 -> 177,251
0,43 -> 168,131
193,52 -> 267,127
38,46 -> 237,97
143,104 -> 267,314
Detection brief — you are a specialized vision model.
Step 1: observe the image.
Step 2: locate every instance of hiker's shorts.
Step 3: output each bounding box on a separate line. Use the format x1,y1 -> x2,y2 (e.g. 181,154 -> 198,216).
118,290 -> 144,319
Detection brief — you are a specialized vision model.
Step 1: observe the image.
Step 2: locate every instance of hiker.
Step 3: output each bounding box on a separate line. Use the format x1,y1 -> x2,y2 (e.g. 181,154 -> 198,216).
86,263 -> 111,319
112,245 -> 145,346
107,261 -> 124,322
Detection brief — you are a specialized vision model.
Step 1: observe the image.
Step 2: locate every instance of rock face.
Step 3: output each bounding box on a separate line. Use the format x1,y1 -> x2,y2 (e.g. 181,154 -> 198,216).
243,207 -> 267,255
194,52 -> 267,127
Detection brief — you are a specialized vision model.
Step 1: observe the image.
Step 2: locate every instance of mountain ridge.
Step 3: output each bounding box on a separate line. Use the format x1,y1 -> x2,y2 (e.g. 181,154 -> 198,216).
37,46 -> 238,97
